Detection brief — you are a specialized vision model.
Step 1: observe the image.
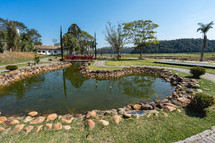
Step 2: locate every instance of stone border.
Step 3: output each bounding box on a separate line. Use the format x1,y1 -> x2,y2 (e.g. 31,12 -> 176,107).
0,62 -> 202,135
0,62 -> 72,88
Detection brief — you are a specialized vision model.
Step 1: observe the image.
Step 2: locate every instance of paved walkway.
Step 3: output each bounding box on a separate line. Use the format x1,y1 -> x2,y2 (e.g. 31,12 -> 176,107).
94,60 -> 215,83
175,126 -> 215,143
94,60 -> 215,143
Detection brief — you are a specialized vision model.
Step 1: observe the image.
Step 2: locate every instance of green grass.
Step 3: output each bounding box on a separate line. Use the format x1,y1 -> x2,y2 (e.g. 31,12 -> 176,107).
1,110 -> 215,143
102,52 -> 215,58
106,59 -> 215,74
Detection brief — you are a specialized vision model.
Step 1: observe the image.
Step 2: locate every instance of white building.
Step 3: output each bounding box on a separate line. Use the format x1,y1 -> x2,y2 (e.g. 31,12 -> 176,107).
36,45 -> 68,55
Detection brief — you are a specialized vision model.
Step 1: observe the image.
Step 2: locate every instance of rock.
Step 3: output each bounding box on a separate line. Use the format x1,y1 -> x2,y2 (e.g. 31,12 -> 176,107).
123,112 -> 132,118
13,124 -> 25,132
164,106 -> 176,112
177,98 -> 191,104
28,111 -> 38,117
24,126 -> 34,135
160,99 -> 169,103
117,108 -> 125,115
0,116 -> 7,124
163,103 -> 178,108
63,125 -> 71,130
46,123 -> 52,130
23,116 -> 33,123
197,89 -> 203,93
141,104 -> 153,110
0,127 -> 5,131
46,113 -> 57,122
61,116 -> 74,123
85,111 -> 97,118
147,113 -> 151,118
112,115 -> 122,124
163,113 -> 168,117
3,127 -> 11,134
35,125 -> 43,133
31,116 -> 45,124
53,122 -> 62,130
4,119 -> 20,125
177,109 -> 181,113
99,120 -> 109,126
132,104 -> 142,110
87,119 -> 95,129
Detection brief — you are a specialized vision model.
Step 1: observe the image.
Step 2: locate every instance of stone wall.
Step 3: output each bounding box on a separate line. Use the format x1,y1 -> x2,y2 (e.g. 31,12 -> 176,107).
0,62 -> 72,88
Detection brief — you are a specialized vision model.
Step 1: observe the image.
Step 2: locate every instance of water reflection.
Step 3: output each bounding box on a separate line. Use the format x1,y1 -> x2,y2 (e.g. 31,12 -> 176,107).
0,65 -> 174,115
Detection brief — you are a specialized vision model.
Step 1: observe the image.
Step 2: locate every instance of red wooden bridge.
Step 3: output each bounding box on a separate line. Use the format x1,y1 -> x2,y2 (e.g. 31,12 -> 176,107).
64,55 -> 94,62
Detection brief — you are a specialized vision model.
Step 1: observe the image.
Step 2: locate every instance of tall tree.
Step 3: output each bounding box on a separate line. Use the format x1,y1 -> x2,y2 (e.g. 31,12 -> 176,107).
63,33 -> 80,55
27,28 -> 42,45
104,22 -> 126,60
123,20 -> 159,59
60,26 -> 63,60
0,30 -> 6,52
6,20 -> 19,51
197,21 -> 214,61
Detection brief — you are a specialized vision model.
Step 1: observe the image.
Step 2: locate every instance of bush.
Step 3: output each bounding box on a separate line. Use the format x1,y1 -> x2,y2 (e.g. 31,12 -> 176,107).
188,93 -> 215,114
190,66 -> 206,78
34,54 -> 40,64
5,65 -> 18,71
48,58 -> 52,61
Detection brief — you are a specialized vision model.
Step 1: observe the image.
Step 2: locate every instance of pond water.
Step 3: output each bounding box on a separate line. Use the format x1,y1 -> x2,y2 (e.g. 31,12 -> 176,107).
0,64 -> 175,116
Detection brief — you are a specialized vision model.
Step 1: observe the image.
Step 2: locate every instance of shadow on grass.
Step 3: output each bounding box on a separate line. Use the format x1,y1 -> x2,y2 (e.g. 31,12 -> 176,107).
185,75 -> 201,79
185,107 -> 206,118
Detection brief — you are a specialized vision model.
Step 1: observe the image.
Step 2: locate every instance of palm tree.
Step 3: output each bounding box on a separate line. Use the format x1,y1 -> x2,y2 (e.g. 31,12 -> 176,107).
197,21 -> 214,61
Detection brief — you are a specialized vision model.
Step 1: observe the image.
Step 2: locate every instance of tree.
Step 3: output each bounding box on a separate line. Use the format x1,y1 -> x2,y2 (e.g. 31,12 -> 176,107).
20,33 -> 33,52
197,21 -> 214,61
123,20 -> 159,59
6,20 -> 19,51
104,22 -> 126,60
52,38 -> 60,46
27,28 -> 42,45
63,33 -> 80,55
0,30 -> 6,52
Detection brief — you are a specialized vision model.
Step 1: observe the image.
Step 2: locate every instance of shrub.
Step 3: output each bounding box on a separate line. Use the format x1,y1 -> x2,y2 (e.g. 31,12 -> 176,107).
5,65 -> 18,71
34,54 -> 40,64
190,66 -> 206,78
188,93 -> 215,114
48,58 -> 52,61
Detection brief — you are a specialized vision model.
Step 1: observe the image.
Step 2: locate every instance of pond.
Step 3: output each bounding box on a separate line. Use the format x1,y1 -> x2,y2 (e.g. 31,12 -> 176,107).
0,64 -> 175,116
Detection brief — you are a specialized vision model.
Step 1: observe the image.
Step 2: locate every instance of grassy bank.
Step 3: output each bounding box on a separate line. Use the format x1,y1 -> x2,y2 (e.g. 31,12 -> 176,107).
0,51 -> 47,66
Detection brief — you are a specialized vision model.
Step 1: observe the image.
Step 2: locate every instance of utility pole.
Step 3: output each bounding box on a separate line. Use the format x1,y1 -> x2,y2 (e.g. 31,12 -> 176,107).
94,32 -> 97,59
60,26 -> 64,61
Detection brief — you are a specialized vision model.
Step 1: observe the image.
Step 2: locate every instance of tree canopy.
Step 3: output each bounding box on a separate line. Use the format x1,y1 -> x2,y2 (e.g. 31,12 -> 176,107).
0,18 -> 42,52
123,20 -> 159,59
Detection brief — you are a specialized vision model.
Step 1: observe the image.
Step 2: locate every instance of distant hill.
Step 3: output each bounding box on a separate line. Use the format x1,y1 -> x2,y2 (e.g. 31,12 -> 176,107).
97,38 -> 215,54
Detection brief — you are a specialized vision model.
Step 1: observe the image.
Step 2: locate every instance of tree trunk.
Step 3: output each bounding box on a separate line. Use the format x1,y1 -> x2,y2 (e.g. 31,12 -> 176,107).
117,51 -> 120,61
139,48 -> 143,60
200,34 -> 207,61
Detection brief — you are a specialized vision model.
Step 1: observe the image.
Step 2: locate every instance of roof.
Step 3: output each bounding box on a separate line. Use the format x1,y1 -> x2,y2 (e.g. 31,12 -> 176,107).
36,45 -> 61,50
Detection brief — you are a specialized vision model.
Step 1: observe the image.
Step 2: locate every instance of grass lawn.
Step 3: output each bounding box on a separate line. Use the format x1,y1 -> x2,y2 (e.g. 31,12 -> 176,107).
106,59 -> 215,74
101,52 -> 215,59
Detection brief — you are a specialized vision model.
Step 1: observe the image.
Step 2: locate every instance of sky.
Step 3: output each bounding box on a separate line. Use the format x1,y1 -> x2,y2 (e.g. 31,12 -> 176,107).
0,0 -> 215,48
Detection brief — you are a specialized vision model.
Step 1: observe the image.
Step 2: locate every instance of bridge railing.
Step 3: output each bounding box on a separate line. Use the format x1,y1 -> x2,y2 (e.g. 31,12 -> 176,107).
64,55 -> 94,61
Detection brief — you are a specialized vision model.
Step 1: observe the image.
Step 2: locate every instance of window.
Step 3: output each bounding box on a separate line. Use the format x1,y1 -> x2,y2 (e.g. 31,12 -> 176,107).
48,51 -> 51,53
54,51 -> 57,53
42,51 -> 45,53
38,51 -> 41,53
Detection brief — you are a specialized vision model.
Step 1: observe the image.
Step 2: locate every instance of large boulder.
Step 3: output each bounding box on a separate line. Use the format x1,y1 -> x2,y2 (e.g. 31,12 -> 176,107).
112,115 -> 122,124
28,111 -> 38,117
141,104 -> 153,110
31,116 -> 45,124
87,119 -> 95,129
85,111 -> 97,119
46,113 -> 58,122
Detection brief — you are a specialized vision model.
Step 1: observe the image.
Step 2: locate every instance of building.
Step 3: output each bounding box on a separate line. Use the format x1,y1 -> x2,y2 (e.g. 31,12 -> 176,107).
36,45 -> 68,55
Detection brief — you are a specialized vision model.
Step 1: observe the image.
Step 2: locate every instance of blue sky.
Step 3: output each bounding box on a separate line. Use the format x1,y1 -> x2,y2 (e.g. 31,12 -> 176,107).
0,0 -> 215,48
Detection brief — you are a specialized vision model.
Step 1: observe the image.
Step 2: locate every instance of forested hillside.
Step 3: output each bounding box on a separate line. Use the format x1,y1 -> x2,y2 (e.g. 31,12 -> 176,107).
97,38 -> 215,54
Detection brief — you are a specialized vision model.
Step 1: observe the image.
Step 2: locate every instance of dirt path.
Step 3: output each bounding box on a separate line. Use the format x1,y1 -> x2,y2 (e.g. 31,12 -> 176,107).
94,60 -> 215,83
